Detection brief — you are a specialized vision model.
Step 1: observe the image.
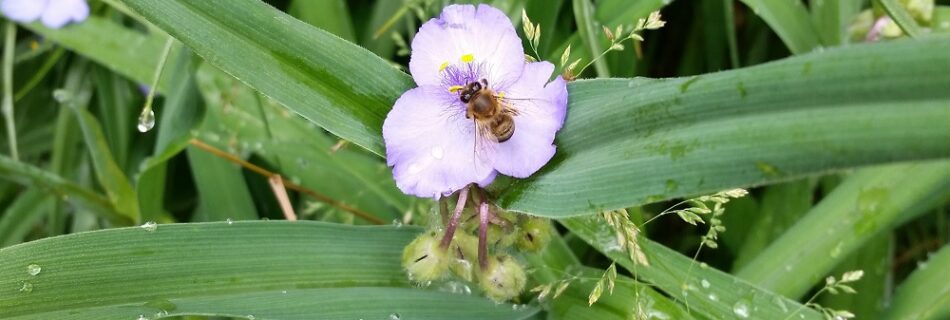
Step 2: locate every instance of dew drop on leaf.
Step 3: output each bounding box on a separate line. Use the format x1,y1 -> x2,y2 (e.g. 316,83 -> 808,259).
140,221 -> 158,232
138,109 -> 156,133
18,281 -> 33,293
27,264 -> 41,276
700,279 -> 710,289
389,313 -> 401,320
732,299 -> 751,318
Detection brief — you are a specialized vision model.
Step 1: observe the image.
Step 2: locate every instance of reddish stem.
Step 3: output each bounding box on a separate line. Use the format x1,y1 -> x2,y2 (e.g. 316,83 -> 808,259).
477,201 -> 490,270
440,185 -> 470,249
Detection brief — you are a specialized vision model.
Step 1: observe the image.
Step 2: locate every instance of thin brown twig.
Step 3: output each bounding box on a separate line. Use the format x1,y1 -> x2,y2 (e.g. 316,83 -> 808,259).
189,139 -> 385,225
267,174 -> 297,221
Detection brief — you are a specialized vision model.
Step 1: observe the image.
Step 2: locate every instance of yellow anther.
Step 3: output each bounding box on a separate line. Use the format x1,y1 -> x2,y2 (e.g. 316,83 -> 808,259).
461,54 -> 474,63
448,85 -> 464,93
497,91 -> 505,99
438,61 -> 449,72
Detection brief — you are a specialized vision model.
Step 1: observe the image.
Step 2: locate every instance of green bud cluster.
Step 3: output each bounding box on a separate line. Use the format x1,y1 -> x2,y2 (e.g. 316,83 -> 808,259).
400,206 -> 555,301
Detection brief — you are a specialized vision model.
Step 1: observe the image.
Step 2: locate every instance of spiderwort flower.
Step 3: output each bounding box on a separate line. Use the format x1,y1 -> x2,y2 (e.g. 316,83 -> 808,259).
1,0 -> 89,29
383,4 -> 568,199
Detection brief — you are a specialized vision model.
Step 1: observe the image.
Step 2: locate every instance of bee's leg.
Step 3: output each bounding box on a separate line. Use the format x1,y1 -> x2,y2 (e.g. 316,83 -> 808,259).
477,200 -> 490,270
440,184 -> 471,249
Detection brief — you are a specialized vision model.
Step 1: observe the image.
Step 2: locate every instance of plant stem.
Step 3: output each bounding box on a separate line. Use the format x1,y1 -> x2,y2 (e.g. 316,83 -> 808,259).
440,185 -> 469,249
139,36 -> 174,130
189,139 -> 384,225
2,22 -> 18,161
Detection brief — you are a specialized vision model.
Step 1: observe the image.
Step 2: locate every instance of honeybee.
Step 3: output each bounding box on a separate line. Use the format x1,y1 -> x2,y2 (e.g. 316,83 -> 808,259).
458,79 -> 516,143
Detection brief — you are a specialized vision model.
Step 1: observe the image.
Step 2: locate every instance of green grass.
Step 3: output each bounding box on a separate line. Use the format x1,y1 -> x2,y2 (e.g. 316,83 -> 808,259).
0,0 -> 947,319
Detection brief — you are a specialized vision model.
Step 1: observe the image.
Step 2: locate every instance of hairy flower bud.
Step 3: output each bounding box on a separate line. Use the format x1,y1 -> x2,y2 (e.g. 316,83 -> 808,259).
402,231 -> 450,282
516,216 -> 552,252
478,254 -> 527,301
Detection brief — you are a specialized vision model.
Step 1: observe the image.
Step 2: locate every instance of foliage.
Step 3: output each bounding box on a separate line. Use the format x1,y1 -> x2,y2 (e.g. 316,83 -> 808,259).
0,0 -> 947,319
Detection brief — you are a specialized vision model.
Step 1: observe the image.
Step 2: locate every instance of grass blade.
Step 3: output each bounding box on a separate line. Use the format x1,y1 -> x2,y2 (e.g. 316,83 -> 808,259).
0,155 -> 128,225
736,162 -> 950,298
876,0 -> 924,38
496,37 -> 950,217
19,18 -> 178,92
882,244 -> 950,320
738,0 -> 821,54
560,218 -> 823,319
572,0 -> 609,77
120,0 -> 414,156
289,0 -> 356,41
0,222 -> 535,319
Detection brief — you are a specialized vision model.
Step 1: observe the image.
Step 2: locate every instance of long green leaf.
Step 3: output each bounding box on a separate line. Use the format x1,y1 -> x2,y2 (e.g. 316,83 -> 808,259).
732,179 -> 815,270
0,222 -> 535,319
18,18 -> 177,92
883,244 -> 950,320
72,108 -> 141,223
818,233 -> 892,319
736,161 -> 950,298
524,222 -> 690,319
0,189 -> 52,247
0,155 -> 128,224
877,0 -> 924,38
549,267 -> 695,320
572,0 -> 609,77
497,37 -> 950,217
120,0 -> 414,156
560,218 -> 823,319
738,0 -> 821,54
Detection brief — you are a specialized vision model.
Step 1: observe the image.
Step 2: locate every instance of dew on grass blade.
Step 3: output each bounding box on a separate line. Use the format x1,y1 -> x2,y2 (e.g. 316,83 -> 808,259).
27,264 -> 41,276
138,108 -> 155,133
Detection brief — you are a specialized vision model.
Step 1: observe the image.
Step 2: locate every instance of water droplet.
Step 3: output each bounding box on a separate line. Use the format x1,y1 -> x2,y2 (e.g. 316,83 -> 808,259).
430,146 -> 444,159
389,313 -> 401,320
52,89 -> 71,103
699,262 -> 708,269
19,281 -> 33,293
246,315 -> 255,320
708,293 -> 718,301
27,264 -> 42,276
296,158 -> 309,168
136,315 -> 148,320
281,290 -> 288,294
226,218 -> 233,225
392,219 -> 403,227
140,221 -> 158,232
138,109 -> 156,132
700,279 -> 710,289
733,300 -> 751,318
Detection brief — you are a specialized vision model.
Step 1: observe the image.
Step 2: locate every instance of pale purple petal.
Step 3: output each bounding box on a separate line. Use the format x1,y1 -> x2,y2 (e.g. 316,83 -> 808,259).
40,0 -> 87,29
383,86 -> 495,198
492,62 -> 568,178
1,0 -> 47,23
409,4 -> 524,88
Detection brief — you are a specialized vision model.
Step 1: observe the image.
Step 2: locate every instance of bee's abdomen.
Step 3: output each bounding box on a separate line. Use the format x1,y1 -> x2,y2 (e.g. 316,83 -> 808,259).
491,114 -> 515,143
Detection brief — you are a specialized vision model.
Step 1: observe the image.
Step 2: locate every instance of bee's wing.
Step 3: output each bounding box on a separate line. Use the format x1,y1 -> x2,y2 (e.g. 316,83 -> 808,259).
471,119 -> 499,175
494,94 -> 553,119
